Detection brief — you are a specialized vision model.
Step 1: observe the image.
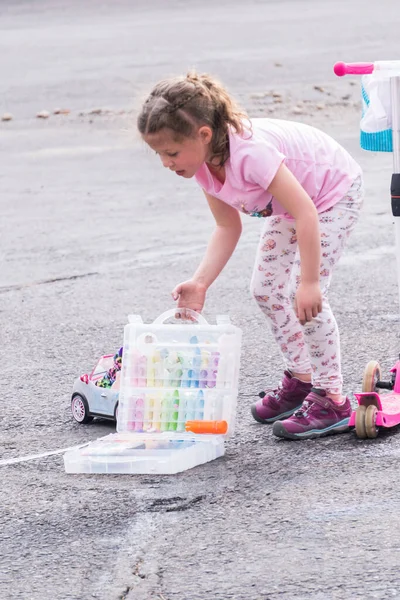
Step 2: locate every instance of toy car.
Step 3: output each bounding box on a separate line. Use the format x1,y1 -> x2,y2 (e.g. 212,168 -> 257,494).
71,349 -> 122,424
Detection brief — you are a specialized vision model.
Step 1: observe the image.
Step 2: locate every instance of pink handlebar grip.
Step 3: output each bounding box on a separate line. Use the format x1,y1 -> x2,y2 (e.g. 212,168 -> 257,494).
334,61 -> 374,76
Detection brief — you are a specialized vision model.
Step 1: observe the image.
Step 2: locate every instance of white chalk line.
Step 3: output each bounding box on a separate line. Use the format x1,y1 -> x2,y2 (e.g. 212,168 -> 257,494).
0,442 -> 89,466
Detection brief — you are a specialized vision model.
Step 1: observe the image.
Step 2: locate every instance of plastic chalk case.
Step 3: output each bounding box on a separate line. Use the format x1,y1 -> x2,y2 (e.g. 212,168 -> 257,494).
64,309 -> 242,474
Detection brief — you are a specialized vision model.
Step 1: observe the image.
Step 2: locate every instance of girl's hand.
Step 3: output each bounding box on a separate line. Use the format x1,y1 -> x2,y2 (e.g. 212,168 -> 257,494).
171,280 -> 207,313
295,282 -> 323,325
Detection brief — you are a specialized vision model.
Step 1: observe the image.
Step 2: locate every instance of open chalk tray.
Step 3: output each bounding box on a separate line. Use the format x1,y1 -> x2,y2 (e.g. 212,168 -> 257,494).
64,309 -> 242,474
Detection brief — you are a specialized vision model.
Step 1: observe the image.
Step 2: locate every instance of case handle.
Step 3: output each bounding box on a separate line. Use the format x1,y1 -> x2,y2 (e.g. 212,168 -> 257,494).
152,308 -> 209,325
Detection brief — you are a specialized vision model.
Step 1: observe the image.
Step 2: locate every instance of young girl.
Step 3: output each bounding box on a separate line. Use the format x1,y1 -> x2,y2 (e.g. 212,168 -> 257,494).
137,71 -> 363,441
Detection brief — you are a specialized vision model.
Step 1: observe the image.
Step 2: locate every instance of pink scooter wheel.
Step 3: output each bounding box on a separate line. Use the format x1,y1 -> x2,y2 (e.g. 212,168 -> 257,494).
365,405 -> 378,438
362,360 -> 381,393
355,405 -> 367,439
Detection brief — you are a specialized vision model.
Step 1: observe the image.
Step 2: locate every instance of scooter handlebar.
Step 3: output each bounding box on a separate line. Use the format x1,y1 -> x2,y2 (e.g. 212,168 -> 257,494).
334,61 -> 374,77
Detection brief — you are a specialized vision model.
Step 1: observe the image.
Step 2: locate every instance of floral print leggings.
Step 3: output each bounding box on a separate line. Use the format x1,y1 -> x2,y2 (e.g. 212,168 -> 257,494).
250,176 -> 364,395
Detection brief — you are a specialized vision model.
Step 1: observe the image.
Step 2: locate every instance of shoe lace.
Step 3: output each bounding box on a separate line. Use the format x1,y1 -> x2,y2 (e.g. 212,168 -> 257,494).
294,390 -> 330,418
294,400 -> 311,418
259,383 -> 282,401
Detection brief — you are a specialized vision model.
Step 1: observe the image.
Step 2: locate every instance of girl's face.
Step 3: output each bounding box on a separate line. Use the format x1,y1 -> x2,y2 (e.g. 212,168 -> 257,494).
143,127 -> 212,178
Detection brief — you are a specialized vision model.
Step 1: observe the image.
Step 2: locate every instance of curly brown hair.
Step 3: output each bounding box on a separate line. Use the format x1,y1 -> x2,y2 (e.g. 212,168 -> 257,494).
137,70 -> 249,167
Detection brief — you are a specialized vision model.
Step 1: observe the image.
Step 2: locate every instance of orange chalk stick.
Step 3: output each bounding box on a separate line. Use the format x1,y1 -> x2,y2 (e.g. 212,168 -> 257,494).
185,420 -> 228,434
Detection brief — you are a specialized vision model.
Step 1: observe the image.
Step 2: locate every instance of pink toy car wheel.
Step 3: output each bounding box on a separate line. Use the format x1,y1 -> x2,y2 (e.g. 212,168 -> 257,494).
71,394 -> 93,424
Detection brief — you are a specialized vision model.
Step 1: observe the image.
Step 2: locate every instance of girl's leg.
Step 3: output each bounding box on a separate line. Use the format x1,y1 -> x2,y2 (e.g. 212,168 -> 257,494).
288,176 -> 364,398
250,216 -> 312,377
250,215 -> 313,423
272,176 -> 365,440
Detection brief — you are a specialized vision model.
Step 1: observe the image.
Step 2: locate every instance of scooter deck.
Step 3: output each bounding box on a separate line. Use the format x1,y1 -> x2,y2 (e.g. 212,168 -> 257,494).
349,392 -> 400,428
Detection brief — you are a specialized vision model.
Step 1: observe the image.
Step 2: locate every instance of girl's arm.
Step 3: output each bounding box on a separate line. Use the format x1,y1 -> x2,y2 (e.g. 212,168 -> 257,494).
172,192 -> 242,310
267,163 -> 323,324
193,191 -> 242,287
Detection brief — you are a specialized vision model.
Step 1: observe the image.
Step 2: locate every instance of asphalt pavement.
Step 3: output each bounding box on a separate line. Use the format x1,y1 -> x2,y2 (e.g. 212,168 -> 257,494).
2,1 -> 400,599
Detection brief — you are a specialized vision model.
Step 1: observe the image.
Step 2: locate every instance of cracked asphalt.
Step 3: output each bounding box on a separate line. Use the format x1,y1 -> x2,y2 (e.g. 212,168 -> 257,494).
2,1 -> 400,599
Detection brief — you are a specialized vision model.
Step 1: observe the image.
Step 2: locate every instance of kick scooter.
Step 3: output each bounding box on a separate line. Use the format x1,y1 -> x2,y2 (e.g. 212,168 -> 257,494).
334,60 -> 400,438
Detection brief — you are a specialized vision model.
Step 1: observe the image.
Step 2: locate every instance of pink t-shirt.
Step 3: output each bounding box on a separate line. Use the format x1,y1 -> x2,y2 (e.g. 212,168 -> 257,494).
194,118 -> 362,219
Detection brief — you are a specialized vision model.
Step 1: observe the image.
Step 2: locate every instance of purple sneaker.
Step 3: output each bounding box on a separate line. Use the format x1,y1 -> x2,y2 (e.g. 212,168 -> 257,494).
272,388 -> 351,440
251,370 -> 312,424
